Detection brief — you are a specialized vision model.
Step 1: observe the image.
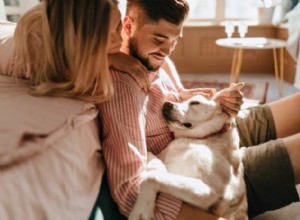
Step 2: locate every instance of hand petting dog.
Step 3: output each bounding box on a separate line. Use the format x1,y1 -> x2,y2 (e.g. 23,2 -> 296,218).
178,87 -> 216,100
216,82 -> 245,117
178,82 -> 244,117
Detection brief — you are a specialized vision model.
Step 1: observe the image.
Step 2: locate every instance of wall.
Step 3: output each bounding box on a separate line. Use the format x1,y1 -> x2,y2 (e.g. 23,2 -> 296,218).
3,0 -> 40,22
170,23 -> 296,84
276,25 -> 297,84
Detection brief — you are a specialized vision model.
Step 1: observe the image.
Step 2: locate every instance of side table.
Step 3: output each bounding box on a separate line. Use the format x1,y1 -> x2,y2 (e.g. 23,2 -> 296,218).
216,37 -> 287,96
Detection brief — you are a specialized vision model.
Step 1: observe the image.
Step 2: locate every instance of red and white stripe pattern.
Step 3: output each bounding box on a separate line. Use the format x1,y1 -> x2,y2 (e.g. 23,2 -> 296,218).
98,68 -> 183,219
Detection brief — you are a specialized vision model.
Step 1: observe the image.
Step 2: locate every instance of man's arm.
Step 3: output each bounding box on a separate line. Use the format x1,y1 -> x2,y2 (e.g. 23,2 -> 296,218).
161,57 -> 184,91
162,57 -> 216,99
98,70 -> 182,219
162,57 -> 243,116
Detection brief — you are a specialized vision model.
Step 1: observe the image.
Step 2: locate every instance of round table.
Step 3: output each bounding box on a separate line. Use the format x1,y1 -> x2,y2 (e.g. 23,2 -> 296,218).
216,37 -> 287,96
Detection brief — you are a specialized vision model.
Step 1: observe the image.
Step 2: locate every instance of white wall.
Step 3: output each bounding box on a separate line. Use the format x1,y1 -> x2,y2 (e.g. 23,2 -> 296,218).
0,0 -> 6,20
3,0 -> 39,21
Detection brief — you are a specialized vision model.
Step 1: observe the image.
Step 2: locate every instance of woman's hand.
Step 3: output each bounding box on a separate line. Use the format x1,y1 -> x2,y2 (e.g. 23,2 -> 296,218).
108,52 -> 149,91
216,83 -> 244,117
179,87 -> 216,101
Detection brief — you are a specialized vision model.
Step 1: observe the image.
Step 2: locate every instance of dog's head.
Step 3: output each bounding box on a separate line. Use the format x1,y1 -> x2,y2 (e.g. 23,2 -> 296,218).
163,94 -> 230,139
163,83 -> 244,138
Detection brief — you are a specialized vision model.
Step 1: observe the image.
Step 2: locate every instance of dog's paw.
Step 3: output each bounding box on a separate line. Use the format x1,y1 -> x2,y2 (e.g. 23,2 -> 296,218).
129,194 -> 156,220
128,211 -> 153,220
209,199 -> 228,217
129,206 -> 154,220
128,190 -> 156,220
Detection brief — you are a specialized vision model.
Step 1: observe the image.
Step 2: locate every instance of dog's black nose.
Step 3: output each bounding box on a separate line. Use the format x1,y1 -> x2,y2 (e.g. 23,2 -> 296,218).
163,102 -> 174,111
162,102 -> 174,121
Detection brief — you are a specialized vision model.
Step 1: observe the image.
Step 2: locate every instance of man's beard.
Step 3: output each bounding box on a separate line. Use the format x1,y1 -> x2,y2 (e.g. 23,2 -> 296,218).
128,37 -> 160,72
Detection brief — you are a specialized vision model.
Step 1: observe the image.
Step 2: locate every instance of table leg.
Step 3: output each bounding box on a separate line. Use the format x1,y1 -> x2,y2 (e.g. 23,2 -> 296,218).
230,48 -> 243,83
279,48 -> 284,96
273,48 -> 284,96
236,48 -> 243,80
231,49 -> 238,82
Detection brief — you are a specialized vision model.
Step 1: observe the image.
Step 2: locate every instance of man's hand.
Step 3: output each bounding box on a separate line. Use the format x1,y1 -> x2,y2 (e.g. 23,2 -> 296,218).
179,87 -> 216,101
215,83 -> 244,117
108,52 -> 149,91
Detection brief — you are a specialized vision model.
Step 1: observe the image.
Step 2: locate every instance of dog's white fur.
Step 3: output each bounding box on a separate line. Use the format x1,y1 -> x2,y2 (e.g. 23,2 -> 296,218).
129,83 -> 248,220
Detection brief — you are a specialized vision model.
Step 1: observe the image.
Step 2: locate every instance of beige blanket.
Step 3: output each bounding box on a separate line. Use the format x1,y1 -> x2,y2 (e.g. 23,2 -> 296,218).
0,75 -> 104,219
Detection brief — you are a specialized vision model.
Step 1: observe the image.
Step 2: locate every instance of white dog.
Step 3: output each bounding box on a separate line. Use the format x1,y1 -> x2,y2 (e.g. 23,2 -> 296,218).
129,83 -> 248,220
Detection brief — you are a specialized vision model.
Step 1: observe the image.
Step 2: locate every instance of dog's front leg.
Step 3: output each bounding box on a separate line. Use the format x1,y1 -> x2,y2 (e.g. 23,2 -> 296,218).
146,152 -> 168,172
129,171 -> 162,220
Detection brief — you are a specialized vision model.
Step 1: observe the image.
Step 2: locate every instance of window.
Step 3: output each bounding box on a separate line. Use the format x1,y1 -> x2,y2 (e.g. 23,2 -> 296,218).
2,0 -> 40,22
187,0 -> 296,23
118,0 -> 259,22
117,0 -> 294,24
224,0 -> 257,20
188,0 -> 217,19
187,0 -> 258,22
119,0 -> 127,18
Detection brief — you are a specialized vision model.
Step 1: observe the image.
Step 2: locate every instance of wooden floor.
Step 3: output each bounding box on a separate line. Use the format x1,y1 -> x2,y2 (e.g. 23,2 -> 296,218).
180,72 -> 299,103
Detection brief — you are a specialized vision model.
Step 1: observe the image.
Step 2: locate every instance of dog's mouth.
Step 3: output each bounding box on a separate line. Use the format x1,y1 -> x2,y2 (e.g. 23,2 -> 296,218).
163,102 -> 195,129
164,116 -> 191,128
164,116 -> 194,130
167,121 -> 195,130
162,109 -> 175,123
182,122 -> 192,128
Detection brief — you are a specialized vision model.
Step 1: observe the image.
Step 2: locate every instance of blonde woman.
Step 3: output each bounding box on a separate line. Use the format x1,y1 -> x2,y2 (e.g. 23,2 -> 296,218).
0,0 -> 148,219
0,0 -> 148,101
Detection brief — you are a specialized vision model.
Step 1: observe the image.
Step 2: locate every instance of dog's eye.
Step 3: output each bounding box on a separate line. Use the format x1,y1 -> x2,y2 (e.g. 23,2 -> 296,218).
183,123 -> 192,128
190,101 -> 200,106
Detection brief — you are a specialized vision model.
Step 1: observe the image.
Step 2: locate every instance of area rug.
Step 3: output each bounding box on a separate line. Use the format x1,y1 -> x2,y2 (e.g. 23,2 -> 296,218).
182,81 -> 269,105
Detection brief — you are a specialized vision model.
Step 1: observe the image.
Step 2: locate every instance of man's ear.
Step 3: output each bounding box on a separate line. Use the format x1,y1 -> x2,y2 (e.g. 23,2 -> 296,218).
123,15 -> 133,36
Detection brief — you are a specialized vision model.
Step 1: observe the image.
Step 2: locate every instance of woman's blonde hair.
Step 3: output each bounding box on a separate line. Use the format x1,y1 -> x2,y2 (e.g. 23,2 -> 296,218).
13,0 -> 118,103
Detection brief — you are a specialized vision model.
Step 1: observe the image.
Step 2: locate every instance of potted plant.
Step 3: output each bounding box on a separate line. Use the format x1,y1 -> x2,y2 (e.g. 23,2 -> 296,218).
256,0 -> 292,24
256,0 -> 277,24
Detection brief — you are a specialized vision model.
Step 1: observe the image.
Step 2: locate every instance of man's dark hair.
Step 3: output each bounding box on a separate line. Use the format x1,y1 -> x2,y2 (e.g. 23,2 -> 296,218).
126,0 -> 189,25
